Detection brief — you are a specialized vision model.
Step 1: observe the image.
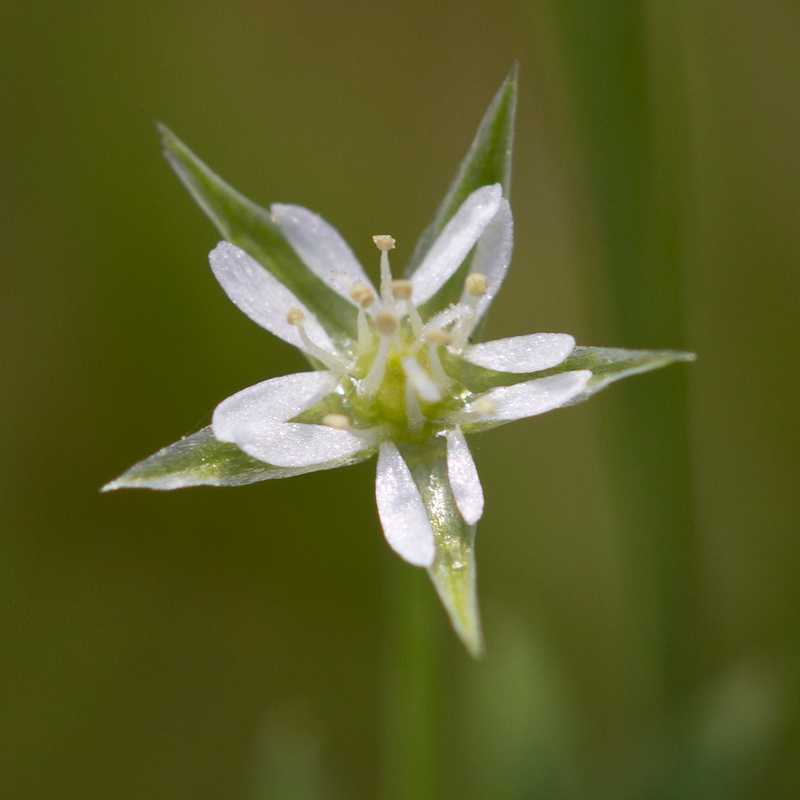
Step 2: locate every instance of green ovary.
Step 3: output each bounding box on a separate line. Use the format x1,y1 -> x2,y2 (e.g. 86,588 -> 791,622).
346,339 -> 471,441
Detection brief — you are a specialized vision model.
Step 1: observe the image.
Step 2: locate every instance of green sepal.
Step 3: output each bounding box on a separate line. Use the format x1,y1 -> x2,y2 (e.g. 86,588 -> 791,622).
562,346 -> 696,403
407,63 -> 518,318
446,345 -> 695,397
157,124 -> 359,342
398,438 -> 484,658
102,426 -> 374,491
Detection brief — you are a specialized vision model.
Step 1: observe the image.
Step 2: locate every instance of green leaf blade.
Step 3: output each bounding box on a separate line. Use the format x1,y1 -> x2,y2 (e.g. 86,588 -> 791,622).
398,438 -> 484,658
102,426 -> 374,491
157,124 -> 358,342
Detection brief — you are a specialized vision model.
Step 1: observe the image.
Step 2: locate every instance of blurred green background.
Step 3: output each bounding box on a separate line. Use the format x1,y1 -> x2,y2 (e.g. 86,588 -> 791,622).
2,0 -> 799,798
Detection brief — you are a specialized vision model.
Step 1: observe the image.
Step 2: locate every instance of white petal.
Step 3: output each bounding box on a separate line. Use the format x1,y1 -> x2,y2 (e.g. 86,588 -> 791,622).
235,422 -> 368,468
209,242 -> 336,355
375,442 -> 435,567
411,184 -> 503,306
212,371 -> 338,442
464,333 -> 576,373
460,370 -> 592,423
446,428 -> 484,525
271,204 -> 377,304
465,198 -> 513,322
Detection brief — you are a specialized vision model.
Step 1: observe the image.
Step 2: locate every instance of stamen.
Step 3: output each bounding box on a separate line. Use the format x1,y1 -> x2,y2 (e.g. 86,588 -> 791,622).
286,307 -> 306,326
358,335 -> 390,398
391,279 -> 412,300
473,396 -> 496,416
323,413 -> 351,430
373,310 -> 398,336
286,307 -> 347,373
452,273 -> 489,352
392,280 -> 422,336
373,235 -> 396,252
423,328 -> 453,346
322,413 -> 386,443
427,343 -> 454,392
403,358 -> 442,403
350,282 -> 376,309
374,235 -> 396,306
357,308 -> 373,354
465,272 -> 488,297
391,279 -> 423,337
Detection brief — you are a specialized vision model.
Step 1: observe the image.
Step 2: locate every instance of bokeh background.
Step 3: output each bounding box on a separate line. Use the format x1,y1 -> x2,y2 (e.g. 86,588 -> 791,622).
2,1 -> 799,798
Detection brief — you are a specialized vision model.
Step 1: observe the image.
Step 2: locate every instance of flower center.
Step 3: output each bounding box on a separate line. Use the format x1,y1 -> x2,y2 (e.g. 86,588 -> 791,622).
292,236 -> 489,442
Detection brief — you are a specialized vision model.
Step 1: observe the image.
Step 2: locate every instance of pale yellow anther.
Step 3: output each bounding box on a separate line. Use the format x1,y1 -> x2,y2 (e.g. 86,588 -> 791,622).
350,282 -> 376,309
465,273 -> 488,297
424,328 -> 453,346
322,413 -> 351,431
373,311 -> 398,336
474,397 -> 496,415
286,307 -> 306,326
391,279 -> 413,301
373,235 -> 396,252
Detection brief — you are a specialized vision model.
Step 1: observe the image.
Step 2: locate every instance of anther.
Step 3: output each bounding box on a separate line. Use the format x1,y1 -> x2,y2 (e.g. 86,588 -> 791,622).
465,272 -> 488,297
286,307 -> 306,326
424,328 -> 453,346
323,413 -> 351,431
358,336 -> 391,399
373,311 -> 398,336
287,306 -> 347,374
373,235 -> 396,252
474,397 -> 496,415
427,343 -> 454,392
322,413 -> 382,442
391,279 -> 412,300
350,282 -> 376,309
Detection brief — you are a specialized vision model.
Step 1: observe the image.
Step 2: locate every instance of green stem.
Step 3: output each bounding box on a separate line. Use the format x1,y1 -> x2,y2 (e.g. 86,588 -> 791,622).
549,0 -> 698,718
381,557 -> 442,800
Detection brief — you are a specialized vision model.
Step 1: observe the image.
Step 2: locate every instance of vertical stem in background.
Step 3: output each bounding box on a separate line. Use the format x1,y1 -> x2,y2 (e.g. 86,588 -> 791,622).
381,557 -> 442,800
547,0 -> 698,718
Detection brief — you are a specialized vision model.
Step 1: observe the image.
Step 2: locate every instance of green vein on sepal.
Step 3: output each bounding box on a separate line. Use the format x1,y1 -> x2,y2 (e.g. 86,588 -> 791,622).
157,124 -> 359,342
446,345 -> 695,397
398,438 -> 484,658
407,63 -> 518,319
102,426 -> 374,491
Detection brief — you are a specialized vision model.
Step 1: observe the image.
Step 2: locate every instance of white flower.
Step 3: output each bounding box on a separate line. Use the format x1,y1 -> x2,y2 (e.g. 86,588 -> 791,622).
199,184 -> 589,568
104,72 -> 692,655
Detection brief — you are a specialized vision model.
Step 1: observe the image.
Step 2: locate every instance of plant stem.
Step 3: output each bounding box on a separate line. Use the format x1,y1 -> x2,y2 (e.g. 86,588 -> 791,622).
381,557 -> 442,800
